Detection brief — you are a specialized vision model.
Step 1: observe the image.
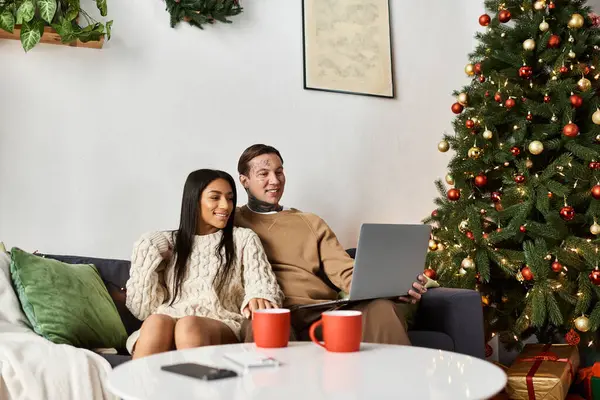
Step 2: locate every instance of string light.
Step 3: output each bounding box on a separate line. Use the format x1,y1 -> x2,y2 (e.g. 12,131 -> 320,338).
589,341 -> 594,347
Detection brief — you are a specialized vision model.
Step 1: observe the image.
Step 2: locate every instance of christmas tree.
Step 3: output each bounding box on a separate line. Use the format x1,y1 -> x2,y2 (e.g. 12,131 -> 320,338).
423,0 -> 600,350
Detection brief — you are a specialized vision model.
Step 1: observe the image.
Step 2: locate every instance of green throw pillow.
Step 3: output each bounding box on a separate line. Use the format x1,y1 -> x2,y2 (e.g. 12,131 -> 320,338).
10,247 -> 127,349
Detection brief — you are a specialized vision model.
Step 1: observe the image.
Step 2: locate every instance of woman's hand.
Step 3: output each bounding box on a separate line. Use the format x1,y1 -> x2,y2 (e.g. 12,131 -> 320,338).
243,298 -> 279,319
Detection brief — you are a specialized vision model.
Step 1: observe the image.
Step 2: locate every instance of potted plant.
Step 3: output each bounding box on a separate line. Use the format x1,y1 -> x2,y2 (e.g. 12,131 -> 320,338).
165,0 -> 241,29
0,0 -> 112,51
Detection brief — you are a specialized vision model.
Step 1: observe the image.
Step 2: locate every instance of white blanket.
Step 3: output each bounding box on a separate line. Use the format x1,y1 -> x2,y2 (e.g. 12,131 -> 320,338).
0,246 -> 117,400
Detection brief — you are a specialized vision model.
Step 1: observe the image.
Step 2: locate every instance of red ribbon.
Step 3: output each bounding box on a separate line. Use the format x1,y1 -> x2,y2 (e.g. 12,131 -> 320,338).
516,344 -> 575,400
576,362 -> 600,399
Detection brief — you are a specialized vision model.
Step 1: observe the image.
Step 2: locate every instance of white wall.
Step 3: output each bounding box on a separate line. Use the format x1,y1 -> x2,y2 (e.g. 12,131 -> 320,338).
0,0 -> 484,259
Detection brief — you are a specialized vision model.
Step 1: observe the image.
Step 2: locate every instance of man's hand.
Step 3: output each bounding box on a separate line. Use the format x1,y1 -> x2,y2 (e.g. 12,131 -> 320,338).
398,274 -> 428,304
243,298 -> 279,319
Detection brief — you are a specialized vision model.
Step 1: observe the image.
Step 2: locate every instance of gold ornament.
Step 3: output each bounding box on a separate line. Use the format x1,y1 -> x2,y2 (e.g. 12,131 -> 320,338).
523,39 -> 536,51
533,0 -> 546,10
459,267 -> 467,275
468,146 -> 482,159
465,63 -> 475,76
539,19 -> 549,32
459,220 -> 469,232
596,134 -> 600,142
461,257 -> 475,269
437,243 -> 445,252
481,295 -> 491,306
568,13 -> 585,29
592,109 -> 600,125
591,223 -> 600,235
438,140 -> 450,152
457,92 -> 469,106
528,140 -> 544,155
516,271 -> 524,282
428,239 -> 438,251
574,315 -> 591,332
545,254 -> 552,261
568,50 -> 576,59
483,129 -> 493,140
578,77 -> 592,91
526,159 -> 534,169
445,173 -> 455,185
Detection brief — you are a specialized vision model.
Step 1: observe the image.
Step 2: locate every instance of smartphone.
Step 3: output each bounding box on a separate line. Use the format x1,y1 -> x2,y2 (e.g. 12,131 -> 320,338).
161,363 -> 238,381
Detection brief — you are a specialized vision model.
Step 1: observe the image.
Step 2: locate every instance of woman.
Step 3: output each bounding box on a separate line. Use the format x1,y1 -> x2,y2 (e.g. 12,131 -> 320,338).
125,169 -> 284,359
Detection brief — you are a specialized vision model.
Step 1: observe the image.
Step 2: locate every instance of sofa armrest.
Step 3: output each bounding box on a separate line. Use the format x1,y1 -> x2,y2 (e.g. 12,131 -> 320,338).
414,287 -> 485,359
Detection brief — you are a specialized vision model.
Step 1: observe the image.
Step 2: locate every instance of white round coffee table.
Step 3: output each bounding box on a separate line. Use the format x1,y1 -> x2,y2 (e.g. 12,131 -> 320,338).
106,342 -> 506,400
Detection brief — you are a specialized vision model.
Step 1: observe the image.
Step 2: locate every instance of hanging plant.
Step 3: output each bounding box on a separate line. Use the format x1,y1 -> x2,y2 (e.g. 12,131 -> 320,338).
165,0 -> 242,29
0,0 -> 112,52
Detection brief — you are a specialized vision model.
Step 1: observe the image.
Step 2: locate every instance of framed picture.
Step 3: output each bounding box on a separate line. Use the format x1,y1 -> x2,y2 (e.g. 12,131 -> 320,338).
302,0 -> 394,98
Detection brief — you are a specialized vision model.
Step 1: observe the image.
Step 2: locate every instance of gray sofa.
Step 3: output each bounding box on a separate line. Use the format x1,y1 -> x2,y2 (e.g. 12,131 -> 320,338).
42,251 -> 486,368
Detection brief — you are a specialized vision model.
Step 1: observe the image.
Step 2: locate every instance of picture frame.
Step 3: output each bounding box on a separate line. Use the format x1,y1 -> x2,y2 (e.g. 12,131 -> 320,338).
301,0 -> 395,99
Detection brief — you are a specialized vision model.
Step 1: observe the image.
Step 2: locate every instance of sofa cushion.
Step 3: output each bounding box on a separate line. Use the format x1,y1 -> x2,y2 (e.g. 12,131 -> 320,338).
0,245 -> 29,327
408,330 -> 455,352
42,254 -> 142,336
10,248 -> 128,349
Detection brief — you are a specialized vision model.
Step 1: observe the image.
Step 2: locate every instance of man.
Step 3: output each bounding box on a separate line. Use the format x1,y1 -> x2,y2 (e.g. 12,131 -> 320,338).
235,144 -> 426,345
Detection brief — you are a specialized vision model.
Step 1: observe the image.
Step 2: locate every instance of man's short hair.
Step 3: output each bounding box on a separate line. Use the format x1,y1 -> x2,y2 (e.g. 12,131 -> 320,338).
237,144 -> 284,176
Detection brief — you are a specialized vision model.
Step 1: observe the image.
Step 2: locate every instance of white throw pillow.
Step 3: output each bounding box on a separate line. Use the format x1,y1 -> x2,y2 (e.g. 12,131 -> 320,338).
0,245 -> 29,327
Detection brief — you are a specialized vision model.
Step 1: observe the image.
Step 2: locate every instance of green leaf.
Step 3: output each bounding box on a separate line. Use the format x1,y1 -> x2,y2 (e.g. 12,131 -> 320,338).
20,19 -> 43,52
38,0 -> 57,23
95,0 -> 106,16
105,20 -> 112,40
16,0 -> 34,23
0,10 -> 14,33
77,22 -> 103,42
51,17 -> 77,43
65,7 -> 78,21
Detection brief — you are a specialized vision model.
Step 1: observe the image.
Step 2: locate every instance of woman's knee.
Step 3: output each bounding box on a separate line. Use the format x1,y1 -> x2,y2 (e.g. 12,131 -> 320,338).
175,316 -> 212,347
141,314 -> 177,335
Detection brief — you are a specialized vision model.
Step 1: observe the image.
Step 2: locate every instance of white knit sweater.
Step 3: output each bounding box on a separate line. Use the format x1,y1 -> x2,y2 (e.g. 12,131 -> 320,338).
125,227 -> 284,338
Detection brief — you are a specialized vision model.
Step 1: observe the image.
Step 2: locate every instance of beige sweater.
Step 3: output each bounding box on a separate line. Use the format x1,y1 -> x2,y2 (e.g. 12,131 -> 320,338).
234,206 -> 354,307
125,227 -> 284,338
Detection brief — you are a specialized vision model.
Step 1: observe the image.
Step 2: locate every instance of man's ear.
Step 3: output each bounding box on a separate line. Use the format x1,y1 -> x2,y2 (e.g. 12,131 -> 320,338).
239,174 -> 249,189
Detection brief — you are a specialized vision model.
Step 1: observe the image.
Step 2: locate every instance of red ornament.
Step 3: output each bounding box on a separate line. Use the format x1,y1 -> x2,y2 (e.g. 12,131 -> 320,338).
592,185 -> 600,200
466,119 -> 475,129
519,66 -> 533,79
485,344 -> 493,358
544,95 -> 551,103
563,123 -> 580,138
522,97 -> 527,102
479,75 -> 486,83
590,269 -> 600,285
519,225 -> 527,233
474,174 -> 488,187
527,113 -> 533,121
505,98 -> 516,109
498,9 -> 511,23
447,188 -> 461,201
485,91 -> 491,97
548,35 -> 561,48
570,94 -> 583,108
548,192 -> 554,198
590,162 -> 599,170
431,209 -> 438,217
491,192 -> 502,203
494,92 -> 502,103
483,233 -> 489,239
452,102 -> 464,114
495,203 -> 504,212
551,261 -> 563,272
511,146 -> 521,156
560,206 -> 575,221
560,66 -> 569,74
565,329 -> 580,346
466,231 -> 475,240
584,66 -> 592,75
479,14 -> 491,26
474,63 -> 482,75
548,1 -> 556,10
424,268 -> 438,280
514,174 -> 526,184
521,266 -> 534,281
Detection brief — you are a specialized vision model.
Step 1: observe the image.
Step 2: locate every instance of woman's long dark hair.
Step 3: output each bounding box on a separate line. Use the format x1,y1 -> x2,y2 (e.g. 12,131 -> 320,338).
168,169 -> 237,305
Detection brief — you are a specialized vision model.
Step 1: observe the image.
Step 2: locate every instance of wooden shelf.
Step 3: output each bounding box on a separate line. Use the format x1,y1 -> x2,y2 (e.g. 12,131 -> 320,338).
0,24 -> 104,49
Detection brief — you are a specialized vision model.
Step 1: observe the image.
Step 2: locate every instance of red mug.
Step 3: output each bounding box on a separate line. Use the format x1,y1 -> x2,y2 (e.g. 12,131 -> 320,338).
252,309 -> 290,348
309,310 -> 362,352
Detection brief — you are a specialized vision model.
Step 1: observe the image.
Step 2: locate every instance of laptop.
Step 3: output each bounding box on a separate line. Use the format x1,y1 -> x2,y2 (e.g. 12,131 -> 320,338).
290,223 -> 432,311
